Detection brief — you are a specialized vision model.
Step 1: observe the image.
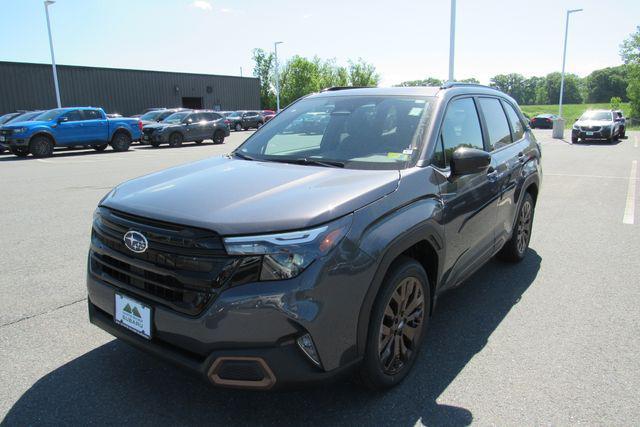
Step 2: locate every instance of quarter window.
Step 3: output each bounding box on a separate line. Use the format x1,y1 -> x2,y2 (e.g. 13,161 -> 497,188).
434,97 -> 484,168
479,98 -> 512,150
502,101 -> 525,141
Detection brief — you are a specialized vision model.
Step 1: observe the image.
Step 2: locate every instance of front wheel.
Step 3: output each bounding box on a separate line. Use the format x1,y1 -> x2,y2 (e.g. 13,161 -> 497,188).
571,135 -> 579,144
619,127 -> 626,139
168,132 -> 183,147
235,123 -> 242,132
29,135 -> 54,158
358,257 -> 430,390
110,132 -> 131,152
497,193 -> 535,262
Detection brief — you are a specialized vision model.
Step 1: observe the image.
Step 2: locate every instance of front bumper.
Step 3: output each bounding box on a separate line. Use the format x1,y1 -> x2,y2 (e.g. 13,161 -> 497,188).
572,127 -> 613,140
0,135 -> 29,148
87,242 -> 375,389
140,132 -> 168,144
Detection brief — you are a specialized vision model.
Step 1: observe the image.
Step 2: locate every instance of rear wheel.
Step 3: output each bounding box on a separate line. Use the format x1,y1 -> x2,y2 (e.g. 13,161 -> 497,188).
168,132 -> 183,147
235,123 -> 242,132
110,132 -> 131,152
29,135 -> 54,158
620,127 -> 626,139
497,193 -> 535,262
358,257 -> 430,390
10,146 -> 29,158
213,130 -> 225,144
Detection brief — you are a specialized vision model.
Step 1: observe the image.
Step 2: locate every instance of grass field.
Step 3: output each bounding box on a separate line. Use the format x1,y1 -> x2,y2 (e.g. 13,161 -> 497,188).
520,102 -> 632,127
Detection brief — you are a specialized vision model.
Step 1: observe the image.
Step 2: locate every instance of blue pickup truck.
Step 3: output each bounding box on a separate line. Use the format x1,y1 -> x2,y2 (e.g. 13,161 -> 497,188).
0,107 -> 142,158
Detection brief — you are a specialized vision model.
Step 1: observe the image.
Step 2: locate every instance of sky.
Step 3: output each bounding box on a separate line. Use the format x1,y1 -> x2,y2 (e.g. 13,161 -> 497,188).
0,0 -> 638,86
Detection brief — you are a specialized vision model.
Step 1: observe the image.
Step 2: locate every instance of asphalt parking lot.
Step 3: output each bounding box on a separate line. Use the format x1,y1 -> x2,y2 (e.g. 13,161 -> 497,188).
1,129 -> 639,425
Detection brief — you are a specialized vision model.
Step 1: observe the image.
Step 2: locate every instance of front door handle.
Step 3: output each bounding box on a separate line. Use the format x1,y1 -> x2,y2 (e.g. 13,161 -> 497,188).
487,167 -> 498,181
517,152 -> 525,163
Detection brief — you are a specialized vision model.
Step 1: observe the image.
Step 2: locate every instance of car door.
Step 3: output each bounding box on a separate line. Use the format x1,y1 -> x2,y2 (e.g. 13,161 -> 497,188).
183,113 -> 200,141
475,97 -> 525,249
201,112 -> 217,140
81,109 -> 109,144
434,97 -> 500,289
55,110 -> 84,145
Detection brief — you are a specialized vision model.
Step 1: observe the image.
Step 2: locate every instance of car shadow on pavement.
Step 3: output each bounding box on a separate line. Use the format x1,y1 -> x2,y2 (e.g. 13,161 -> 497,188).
3,251 -> 541,427
0,148 -> 130,161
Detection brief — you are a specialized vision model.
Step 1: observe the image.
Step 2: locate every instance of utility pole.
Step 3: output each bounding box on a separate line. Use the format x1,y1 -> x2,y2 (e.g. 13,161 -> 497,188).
274,41 -> 283,112
44,0 -> 61,108
448,0 -> 456,82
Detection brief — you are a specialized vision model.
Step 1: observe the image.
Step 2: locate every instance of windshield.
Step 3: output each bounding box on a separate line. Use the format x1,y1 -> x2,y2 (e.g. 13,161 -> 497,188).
228,112 -> 242,118
163,112 -> 189,123
580,111 -> 612,121
35,109 -> 64,121
0,113 -> 19,124
236,95 -> 434,170
140,111 -> 164,121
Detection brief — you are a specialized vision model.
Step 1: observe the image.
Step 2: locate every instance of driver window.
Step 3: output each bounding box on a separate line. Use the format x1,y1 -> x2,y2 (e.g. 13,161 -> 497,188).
433,98 -> 484,168
63,110 -> 83,122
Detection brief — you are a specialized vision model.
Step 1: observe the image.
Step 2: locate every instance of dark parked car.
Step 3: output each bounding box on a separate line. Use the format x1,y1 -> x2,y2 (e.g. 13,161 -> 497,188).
529,114 -> 557,129
571,110 -> 621,143
141,110 -> 230,147
139,108 -> 188,126
88,84 -> 541,390
227,110 -> 264,131
262,109 -> 276,122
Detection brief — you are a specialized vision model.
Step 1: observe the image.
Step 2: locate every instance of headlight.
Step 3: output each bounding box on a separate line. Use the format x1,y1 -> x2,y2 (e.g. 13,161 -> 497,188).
15,127 -> 27,133
572,124 -> 579,130
224,215 -> 352,281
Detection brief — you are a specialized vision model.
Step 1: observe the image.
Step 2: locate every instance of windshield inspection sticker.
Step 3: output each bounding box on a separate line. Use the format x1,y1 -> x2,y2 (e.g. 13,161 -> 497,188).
403,148 -> 414,155
408,107 -> 423,116
387,152 -> 410,160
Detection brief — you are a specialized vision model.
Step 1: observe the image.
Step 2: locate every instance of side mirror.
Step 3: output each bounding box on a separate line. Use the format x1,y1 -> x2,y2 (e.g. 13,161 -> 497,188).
450,147 -> 491,176
184,119 -> 192,125
614,118 -> 622,122
57,116 -> 68,124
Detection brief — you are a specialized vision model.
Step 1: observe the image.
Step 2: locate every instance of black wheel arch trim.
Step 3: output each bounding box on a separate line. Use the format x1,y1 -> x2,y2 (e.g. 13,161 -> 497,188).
28,131 -> 57,146
355,202 -> 444,358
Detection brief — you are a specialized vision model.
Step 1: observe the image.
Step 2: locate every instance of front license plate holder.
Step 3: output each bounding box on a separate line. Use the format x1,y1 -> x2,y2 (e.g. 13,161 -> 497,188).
114,293 -> 152,339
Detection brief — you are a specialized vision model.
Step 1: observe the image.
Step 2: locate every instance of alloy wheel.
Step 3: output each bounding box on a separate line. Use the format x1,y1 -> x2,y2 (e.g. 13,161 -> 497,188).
516,200 -> 533,254
378,277 -> 426,375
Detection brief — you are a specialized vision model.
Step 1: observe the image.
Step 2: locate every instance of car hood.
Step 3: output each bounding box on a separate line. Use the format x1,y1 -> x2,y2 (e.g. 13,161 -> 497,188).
575,120 -> 612,127
2,120 -> 44,128
101,156 -> 400,235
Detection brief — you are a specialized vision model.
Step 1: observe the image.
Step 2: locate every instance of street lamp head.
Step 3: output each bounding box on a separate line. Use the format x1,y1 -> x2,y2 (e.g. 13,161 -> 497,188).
568,8 -> 583,13
44,0 -> 56,5
275,41 -> 283,46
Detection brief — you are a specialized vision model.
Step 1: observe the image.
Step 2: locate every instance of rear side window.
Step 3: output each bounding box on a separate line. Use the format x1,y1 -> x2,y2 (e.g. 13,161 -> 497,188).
188,113 -> 201,122
479,98 -> 512,150
502,101 -> 525,141
83,110 -> 102,120
433,97 -> 484,168
210,113 -> 222,121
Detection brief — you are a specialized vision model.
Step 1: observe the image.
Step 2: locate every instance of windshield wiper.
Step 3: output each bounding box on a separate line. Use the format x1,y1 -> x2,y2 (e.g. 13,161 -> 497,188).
269,157 -> 345,168
232,151 -> 256,161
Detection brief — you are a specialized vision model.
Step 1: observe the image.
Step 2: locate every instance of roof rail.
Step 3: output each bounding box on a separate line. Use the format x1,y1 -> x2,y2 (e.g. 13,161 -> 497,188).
440,82 -> 493,90
320,86 -> 372,92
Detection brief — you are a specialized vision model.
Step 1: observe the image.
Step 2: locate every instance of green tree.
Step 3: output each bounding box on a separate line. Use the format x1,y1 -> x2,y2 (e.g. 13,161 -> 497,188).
396,77 -> 443,87
620,26 -> 640,119
522,76 -> 544,105
457,77 -> 480,84
348,58 -> 381,87
252,48 -> 275,109
585,66 -> 628,102
535,72 -> 583,105
610,96 -> 622,110
489,73 -> 527,104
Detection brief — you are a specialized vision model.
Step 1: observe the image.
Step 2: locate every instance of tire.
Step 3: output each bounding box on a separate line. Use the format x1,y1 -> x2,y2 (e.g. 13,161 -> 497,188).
168,132 -> 183,148
29,135 -> 54,158
10,146 -> 29,158
0,146 -> 5,154
571,135 -> 579,144
497,192 -> 535,262
243,127 -> 249,131
194,140 -> 203,144
358,257 -> 430,390
257,121 -> 263,129
212,130 -> 225,144
235,123 -> 242,132
150,141 -> 160,148
92,143 -> 108,152
110,132 -> 131,152
620,128 -> 625,139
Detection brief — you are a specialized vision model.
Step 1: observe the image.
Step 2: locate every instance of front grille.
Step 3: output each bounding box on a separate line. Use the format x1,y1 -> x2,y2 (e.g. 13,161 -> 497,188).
581,126 -> 601,132
142,128 -> 156,136
90,207 -> 238,316
0,129 -> 13,136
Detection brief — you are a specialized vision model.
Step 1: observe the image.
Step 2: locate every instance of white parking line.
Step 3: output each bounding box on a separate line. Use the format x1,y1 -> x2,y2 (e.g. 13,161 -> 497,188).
623,160 -> 637,225
635,134 -> 638,148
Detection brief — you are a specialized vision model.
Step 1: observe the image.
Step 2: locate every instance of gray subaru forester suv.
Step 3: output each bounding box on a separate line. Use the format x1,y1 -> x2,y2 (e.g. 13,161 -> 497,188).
87,84 -> 541,390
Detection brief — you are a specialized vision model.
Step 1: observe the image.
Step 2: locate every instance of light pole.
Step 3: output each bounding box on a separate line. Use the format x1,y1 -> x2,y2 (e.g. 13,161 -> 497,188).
44,0 -> 61,108
274,41 -> 283,112
553,8 -> 582,139
558,8 -> 582,118
448,0 -> 456,82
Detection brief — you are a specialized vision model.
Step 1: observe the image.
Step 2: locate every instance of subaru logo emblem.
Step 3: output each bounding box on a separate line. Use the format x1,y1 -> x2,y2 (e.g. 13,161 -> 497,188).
123,230 -> 148,253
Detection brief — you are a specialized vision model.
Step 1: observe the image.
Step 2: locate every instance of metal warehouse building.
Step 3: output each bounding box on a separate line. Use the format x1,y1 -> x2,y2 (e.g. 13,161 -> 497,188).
0,61 -> 261,116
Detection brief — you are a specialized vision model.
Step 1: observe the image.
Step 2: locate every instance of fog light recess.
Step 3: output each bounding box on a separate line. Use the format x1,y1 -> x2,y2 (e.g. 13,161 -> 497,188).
297,333 -> 322,367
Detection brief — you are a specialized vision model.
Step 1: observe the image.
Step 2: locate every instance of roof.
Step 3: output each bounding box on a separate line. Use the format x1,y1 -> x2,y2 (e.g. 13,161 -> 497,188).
307,84 -> 509,99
